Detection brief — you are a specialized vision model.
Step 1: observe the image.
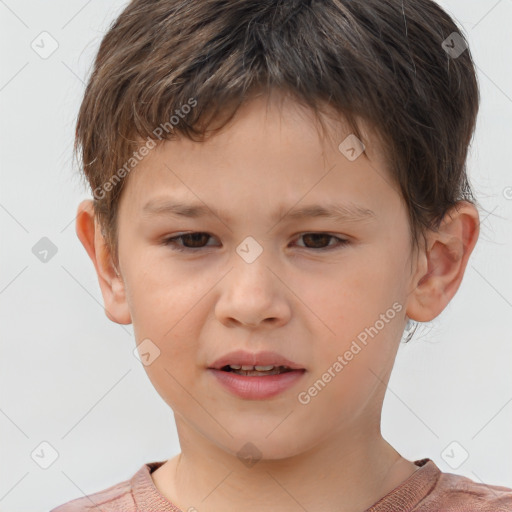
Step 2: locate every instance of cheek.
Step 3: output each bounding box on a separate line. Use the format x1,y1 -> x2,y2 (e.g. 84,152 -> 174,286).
123,256 -> 205,376
299,249 -> 402,328
300,249 -> 405,377
127,273 -> 204,411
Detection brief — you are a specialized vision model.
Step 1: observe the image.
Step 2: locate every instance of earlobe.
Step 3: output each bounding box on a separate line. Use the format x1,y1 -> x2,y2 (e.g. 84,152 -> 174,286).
406,201 -> 480,323
75,199 -> 132,325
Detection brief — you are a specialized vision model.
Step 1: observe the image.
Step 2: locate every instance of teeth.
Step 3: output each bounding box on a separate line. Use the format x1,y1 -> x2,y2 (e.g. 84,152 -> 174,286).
228,364 -> 286,371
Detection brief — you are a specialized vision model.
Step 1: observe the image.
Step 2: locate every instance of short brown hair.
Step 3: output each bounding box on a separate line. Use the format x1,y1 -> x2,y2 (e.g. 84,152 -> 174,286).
75,0 -> 480,269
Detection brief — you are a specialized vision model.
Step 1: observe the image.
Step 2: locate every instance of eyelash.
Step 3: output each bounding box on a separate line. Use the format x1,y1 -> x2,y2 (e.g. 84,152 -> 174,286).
162,232 -> 350,253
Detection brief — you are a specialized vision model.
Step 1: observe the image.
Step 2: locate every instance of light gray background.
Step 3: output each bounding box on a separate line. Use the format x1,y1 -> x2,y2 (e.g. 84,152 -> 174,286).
0,1 -> 511,511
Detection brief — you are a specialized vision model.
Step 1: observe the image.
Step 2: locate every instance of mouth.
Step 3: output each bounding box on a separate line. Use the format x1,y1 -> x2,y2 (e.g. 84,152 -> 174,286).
207,350 -> 306,398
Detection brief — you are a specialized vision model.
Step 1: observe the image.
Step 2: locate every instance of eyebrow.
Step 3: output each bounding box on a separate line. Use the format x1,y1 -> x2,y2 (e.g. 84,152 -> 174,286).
142,199 -> 376,224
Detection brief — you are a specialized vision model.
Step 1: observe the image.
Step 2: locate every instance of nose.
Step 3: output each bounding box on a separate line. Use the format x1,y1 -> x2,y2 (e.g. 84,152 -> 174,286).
214,254 -> 292,329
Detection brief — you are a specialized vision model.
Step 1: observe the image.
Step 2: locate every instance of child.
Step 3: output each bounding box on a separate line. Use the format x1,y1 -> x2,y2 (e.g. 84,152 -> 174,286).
52,0 -> 512,510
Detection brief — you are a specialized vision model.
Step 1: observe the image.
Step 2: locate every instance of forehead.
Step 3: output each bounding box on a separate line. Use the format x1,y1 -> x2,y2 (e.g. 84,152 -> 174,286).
118,95 -> 399,221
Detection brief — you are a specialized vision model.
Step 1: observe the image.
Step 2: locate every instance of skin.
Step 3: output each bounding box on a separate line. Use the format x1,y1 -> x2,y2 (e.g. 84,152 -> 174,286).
76,92 -> 479,512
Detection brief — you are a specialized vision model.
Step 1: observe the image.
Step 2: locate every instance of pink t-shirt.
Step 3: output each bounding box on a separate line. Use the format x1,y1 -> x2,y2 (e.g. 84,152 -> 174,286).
50,458 -> 512,511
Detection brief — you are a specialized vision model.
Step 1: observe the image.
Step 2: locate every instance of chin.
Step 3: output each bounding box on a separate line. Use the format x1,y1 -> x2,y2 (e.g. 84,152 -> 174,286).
214,430 -> 310,464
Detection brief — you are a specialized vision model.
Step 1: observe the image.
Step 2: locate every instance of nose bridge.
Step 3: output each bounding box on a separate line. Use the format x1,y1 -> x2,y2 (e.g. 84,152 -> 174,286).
230,238 -> 276,300
215,238 -> 290,326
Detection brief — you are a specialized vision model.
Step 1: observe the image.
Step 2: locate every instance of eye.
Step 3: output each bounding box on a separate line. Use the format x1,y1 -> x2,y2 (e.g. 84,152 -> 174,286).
293,233 -> 349,251
163,232 -> 217,252
163,232 -> 349,252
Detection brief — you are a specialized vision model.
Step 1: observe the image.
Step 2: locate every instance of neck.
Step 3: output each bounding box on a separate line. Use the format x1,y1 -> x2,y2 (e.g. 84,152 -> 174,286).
152,417 -> 418,512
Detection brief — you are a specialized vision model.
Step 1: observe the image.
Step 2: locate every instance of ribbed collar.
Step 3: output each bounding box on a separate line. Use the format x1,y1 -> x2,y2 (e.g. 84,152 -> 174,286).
132,458 -> 440,512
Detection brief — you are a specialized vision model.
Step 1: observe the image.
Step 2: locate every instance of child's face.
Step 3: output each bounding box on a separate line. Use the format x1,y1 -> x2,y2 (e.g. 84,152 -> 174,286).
112,94 -> 422,458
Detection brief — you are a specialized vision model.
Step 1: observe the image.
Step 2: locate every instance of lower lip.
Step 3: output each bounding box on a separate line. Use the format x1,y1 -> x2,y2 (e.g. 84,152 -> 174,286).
208,369 -> 306,399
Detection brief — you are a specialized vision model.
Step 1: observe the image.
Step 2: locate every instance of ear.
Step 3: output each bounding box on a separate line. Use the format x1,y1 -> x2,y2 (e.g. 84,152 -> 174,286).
406,201 -> 480,322
75,199 -> 132,325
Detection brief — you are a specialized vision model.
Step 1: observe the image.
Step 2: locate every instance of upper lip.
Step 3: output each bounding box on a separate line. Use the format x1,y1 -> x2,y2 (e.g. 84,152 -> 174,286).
208,350 -> 305,370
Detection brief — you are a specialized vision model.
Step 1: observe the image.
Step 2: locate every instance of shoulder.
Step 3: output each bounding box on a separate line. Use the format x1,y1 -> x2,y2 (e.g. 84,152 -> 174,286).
419,469 -> 512,511
49,474 -> 135,512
